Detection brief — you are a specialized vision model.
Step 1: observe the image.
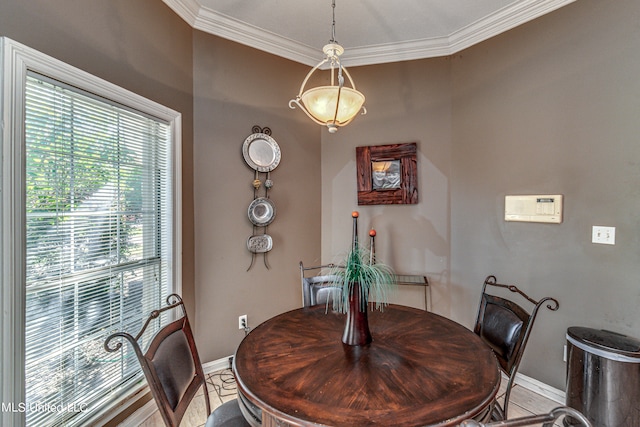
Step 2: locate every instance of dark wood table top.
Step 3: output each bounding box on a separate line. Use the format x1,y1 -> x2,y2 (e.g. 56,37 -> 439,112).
233,304 -> 500,427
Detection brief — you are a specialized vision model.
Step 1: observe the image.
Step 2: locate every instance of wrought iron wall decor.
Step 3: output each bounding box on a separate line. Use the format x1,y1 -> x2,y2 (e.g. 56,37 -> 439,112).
243,125 -> 280,270
356,142 -> 418,205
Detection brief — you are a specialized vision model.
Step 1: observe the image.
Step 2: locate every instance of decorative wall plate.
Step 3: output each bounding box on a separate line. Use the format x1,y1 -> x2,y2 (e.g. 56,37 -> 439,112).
242,133 -> 281,172
247,234 -> 273,253
248,197 -> 276,226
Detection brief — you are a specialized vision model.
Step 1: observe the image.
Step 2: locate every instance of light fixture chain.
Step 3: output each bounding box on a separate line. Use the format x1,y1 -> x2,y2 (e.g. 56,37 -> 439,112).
330,0 -> 337,44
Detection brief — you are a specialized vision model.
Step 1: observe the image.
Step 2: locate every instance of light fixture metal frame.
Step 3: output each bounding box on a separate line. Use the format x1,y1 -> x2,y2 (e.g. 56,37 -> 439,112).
289,1 -> 366,133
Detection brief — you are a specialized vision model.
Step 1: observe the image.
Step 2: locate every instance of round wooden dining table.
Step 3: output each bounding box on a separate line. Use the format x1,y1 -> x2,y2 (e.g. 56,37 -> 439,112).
233,304 -> 500,427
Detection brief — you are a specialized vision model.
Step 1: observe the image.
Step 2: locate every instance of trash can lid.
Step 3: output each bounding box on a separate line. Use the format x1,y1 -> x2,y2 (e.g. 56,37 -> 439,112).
567,326 -> 640,359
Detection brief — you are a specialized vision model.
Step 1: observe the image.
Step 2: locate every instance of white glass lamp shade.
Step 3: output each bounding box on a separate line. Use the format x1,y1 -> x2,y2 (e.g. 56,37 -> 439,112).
300,86 -> 365,130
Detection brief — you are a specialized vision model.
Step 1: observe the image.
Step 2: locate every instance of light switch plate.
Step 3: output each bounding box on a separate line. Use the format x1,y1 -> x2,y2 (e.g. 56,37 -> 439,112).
592,226 -> 615,245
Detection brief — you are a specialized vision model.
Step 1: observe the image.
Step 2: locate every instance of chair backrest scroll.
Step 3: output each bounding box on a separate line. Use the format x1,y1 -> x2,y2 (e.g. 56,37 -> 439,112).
104,294 -> 210,427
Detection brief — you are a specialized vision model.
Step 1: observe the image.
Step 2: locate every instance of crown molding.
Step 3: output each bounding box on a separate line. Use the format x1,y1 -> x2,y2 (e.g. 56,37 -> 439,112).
163,0 -> 200,27
446,0 -> 577,55
195,7 -> 321,66
340,38 -> 453,68
163,0 -> 576,67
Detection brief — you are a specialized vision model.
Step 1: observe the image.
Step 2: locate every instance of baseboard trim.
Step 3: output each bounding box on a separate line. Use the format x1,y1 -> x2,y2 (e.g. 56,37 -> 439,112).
115,400 -> 155,427
514,372 -> 565,404
115,398 -> 156,427
202,355 -> 233,373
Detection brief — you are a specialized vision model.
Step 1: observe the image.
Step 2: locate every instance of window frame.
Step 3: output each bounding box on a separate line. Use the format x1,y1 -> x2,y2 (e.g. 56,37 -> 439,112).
0,37 -> 182,426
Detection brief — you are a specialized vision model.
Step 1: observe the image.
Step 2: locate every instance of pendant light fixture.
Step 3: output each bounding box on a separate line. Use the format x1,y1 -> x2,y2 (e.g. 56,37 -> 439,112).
289,0 -> 366,133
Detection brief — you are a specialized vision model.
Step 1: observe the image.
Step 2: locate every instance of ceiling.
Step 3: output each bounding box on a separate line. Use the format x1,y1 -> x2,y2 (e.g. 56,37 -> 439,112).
162,0 -> 575,67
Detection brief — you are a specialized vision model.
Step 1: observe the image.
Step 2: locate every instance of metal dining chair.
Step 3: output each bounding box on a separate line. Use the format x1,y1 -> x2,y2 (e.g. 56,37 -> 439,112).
474,275 -> 559,420
104,294 -> 249,427
460,405 -> 592,426
299,261 -> 343,308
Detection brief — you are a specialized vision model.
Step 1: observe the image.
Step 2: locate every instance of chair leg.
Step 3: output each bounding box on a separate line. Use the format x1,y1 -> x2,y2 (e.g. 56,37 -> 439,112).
491,402 -> 505,421
501,374 -> 517,418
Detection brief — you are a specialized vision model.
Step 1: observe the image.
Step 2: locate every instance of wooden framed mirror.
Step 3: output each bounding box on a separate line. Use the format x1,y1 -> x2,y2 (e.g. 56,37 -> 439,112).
356,142 -> 418,205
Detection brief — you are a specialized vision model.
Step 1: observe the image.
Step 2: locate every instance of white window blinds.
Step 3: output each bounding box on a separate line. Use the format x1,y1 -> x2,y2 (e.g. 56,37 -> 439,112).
24,72 -> 173,426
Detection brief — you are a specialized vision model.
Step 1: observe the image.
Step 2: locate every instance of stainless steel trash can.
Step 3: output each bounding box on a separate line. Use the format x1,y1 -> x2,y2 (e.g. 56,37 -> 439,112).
566,327 -> 640,427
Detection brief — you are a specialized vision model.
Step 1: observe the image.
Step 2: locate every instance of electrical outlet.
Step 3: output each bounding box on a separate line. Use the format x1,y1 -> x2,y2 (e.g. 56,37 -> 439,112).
238,314 -> 248,330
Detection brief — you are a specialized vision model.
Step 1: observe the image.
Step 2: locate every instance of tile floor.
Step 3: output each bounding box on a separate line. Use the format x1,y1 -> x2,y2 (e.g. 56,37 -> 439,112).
136,369 -> 239,427
134,369 -> 566,427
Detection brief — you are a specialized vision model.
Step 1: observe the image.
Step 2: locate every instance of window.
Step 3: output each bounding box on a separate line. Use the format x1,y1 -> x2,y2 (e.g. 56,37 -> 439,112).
1,38 -> 181,426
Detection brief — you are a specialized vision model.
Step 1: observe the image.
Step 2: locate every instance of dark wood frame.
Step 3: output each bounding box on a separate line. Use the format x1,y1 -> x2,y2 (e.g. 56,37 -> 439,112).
356,142 -> 418,205
104,294 -> 249,427
104,295 -> 209,427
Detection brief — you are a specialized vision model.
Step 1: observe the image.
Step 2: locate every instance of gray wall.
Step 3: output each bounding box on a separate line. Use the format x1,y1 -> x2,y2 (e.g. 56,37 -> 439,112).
0,0 -> 196,423
2,0 -> 639,406
0,0 -> 197,317
320,0 -> 640,391
320,58 -> 454,313
191,32 -> 322,362
0,0 -> 324,384
450,0 -> 640,389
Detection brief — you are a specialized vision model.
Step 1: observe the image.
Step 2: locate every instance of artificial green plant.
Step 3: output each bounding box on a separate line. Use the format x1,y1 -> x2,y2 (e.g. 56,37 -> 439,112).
330,212 -> 396,313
